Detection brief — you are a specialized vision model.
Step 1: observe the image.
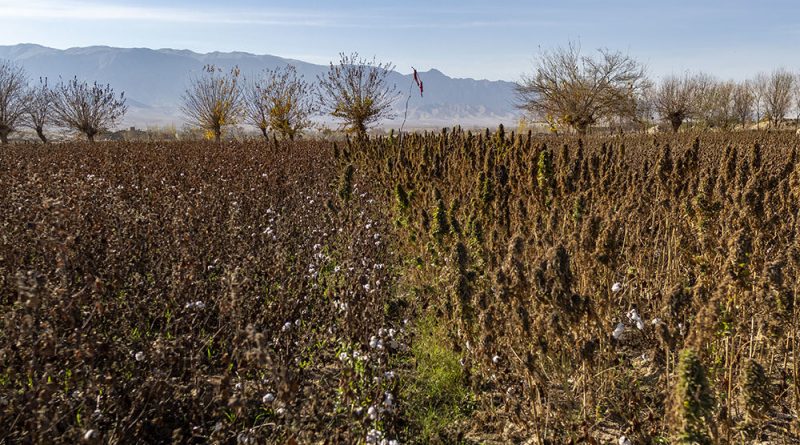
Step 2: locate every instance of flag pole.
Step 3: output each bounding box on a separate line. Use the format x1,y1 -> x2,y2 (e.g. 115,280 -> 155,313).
399,67 -> 423,147
399,82 -> 414,147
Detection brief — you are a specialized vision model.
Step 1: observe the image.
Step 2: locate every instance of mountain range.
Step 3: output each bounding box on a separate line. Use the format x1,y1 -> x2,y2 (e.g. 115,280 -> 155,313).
0,44 -> 520,130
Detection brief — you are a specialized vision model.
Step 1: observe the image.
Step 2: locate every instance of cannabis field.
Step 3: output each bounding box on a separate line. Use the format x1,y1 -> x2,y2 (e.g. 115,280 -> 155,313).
2,130 -> 800,444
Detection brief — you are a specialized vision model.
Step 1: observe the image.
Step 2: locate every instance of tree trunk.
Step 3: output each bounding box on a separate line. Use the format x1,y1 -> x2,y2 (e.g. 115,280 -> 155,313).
260,127 -> 268,140
87,133 -> 95,142
36,127 -> 47,144
0,130 -> 8,145
214,127 -> 222,143
670,116 -> 683,133
354,121 -> 367,139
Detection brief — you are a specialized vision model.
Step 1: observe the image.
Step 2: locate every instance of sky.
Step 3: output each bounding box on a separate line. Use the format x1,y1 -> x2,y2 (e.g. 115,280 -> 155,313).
1,0 -> 799,81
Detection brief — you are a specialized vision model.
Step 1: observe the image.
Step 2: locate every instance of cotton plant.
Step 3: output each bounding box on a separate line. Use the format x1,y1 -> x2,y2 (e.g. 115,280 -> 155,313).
627,309 -> 645,330
612,322 -> 625,340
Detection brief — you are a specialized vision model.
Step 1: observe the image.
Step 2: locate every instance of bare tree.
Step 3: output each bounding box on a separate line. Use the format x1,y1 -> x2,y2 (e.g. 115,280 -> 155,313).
796,75 -> 800,130
756,68 -> 795,128
611,84 -> 654,133
0,59 -> 28,144
731,80 -> 755,129
653,73 -> 706,132
246,65 -> 315,140
627,85 -> 655,133
23,77 -> 52,143
695,78 -> 737,130
317,52 -> 399,137
182,65 -> 244,142
515,43 -> 649,135
51,77 -> 127,142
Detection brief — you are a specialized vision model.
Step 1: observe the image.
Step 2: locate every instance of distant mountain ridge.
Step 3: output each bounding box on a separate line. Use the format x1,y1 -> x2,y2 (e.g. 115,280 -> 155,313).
0,43 -> 519,129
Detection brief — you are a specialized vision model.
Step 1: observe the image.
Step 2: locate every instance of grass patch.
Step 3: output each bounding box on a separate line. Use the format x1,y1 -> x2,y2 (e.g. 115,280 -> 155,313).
402,316 -> 474,443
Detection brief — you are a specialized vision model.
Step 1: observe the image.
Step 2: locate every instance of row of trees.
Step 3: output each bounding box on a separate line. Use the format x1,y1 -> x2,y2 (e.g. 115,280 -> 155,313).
647,69 -> 796,132
515,43 -> 800,134
182,53 -> 399,142
1,51 -> 398,144
5,45 -> 797,142
0,61 -> 127,144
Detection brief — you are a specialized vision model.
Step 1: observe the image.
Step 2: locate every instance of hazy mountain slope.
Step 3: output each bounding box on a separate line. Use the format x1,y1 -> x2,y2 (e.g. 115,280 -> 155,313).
0,44 -> 518,129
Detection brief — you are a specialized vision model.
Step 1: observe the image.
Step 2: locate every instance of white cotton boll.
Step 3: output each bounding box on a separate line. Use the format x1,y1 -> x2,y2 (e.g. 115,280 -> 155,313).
369,336 -> 380,349
612,323 -> 625,340
367,405 -> 378,420
262,393 -> 275,403
194,301 -> 205,310
388,329 -> 396,338
612,282 -> 623,293
134,351 -> 145,362
651,318 -> 662,325
627,309 -> 644,330
365,428 -> 383,444
282,322 -> 292,332
619,435 -> 632,445
383,392 -> 394,409
492,355 -> 501,364
83,429 -> 98,440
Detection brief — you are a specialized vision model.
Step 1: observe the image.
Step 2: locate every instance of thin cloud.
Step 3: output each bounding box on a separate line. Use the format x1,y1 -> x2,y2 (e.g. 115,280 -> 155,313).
0,0 -> 557,29
370,19 -> 561,30
0,0 -> 339,26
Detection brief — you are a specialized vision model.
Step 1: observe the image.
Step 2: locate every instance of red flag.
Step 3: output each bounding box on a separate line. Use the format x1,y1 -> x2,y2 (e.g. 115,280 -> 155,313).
412,67 -> 423,97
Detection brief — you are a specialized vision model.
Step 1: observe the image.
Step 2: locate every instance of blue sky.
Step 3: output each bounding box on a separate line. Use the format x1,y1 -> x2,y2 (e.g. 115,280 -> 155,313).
1,0 -> 798,81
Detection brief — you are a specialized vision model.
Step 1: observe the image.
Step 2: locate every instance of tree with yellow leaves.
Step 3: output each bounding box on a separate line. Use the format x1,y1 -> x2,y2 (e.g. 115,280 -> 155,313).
316,52 -> 399,138
245,65 -> 314,141
181,65 -> 243,142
